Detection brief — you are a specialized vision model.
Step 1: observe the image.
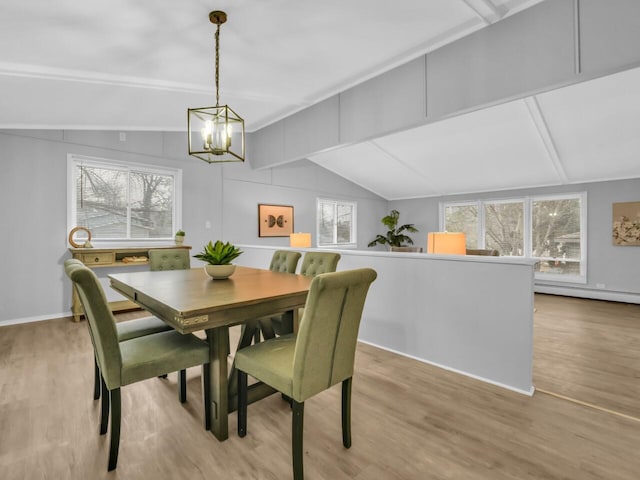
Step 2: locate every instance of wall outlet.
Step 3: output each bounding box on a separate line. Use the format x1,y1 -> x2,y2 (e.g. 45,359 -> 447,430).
119,132 -> 126,142
596,283 -> 605,289
205,220 -> 211,229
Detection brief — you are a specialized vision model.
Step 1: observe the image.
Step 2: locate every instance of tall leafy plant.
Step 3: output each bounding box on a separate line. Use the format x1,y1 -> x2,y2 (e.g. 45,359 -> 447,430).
368,210 -> 418,248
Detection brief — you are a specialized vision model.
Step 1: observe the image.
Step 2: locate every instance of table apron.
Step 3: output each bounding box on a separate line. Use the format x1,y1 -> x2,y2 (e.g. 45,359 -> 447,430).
111,281 -> 307,334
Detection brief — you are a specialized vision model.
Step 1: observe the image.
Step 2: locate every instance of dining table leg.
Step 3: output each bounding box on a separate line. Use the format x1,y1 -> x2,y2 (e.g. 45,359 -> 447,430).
206,326 -> 230,441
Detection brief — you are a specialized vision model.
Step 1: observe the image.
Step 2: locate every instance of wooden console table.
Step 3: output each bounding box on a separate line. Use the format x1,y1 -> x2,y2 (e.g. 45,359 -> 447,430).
68,244 -> 191,322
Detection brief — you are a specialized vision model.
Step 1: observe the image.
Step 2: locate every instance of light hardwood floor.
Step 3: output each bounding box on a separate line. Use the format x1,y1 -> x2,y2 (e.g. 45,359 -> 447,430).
533,294 -> 640,420
0,298 -> 639,479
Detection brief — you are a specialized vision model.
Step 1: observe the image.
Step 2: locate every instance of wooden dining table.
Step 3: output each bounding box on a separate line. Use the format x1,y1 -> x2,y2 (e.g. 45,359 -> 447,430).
109,265 -> 312,441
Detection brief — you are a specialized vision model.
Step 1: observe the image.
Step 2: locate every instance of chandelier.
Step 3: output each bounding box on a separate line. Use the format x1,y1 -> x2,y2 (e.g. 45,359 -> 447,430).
188,10 -> 245,163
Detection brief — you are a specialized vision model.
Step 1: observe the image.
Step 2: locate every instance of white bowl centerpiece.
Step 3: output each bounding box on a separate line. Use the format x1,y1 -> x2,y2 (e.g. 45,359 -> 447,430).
194,240 -> 243,280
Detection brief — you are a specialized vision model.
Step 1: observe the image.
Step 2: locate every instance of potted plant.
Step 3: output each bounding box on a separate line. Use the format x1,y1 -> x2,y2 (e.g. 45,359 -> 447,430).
194,240 -> 243,279
175,230 -> 186,245
368,209 -> 419,250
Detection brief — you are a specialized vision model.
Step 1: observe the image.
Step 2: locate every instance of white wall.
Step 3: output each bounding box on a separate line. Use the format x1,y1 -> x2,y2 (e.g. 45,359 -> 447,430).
0,129 -> 386,325
236,245 -> 536,394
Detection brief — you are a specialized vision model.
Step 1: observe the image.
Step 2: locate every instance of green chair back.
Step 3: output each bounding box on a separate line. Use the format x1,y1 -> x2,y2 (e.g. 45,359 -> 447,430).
292,268 -> 376,402
269,250 -> 301,273
299,252 -> 341,277
64,259 -> 122,390
149,248 -> 191,271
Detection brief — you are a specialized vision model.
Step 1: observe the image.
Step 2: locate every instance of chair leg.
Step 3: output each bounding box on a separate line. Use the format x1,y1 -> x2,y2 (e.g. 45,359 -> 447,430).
178,369 -> 187,403
93,357 -> 101,400
108,388 -> 121,471
202,363 -> 211,431
259,318 -> 276,341
342,377 -> 352,448
237,370 -> 247,437
292,400 -> 305,480
100,376 -> 109,435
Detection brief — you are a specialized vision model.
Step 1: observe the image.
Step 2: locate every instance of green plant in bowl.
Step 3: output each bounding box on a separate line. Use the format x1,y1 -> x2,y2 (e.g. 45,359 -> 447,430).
194,240 -> 243,265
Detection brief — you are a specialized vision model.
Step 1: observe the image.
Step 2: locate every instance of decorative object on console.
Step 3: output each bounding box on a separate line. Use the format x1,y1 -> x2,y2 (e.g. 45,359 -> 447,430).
427,232 -> 466,255
290,232 -> 312,248
121,256 -> 149,264
68,226 -> 93,248
368,209 -> 418,249
258,204 -> 294,237
612,201 -> 640,245
175,230 -> 186,245
188,10 -> 245,163
194,240 -> 243,279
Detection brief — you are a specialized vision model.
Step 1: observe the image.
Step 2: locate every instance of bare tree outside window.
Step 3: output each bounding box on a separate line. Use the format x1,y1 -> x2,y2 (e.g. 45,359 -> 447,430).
317,199 -> 356,247
444,204 -> 478,248
442,194 -> 585,280
532,198 -> 581,275
484,201 -> 524,256
70,156 -> 180,241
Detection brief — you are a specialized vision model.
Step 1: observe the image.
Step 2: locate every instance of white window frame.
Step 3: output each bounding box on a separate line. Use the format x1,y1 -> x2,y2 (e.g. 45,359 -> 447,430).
316,198 -> 357,249
530,192 -> 587,284
67,154 -> 182,246
440,192 -> 587,284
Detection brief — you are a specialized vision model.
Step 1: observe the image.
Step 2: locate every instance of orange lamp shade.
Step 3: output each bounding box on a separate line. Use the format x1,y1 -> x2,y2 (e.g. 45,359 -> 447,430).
427,232 -> 466,255
290,232 -> 312,248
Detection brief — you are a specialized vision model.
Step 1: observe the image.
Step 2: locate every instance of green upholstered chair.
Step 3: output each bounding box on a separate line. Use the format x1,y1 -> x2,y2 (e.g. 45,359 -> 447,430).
149,248 -> 192,399
236,268 -> 377,480
299,251 -> 341,277
269,251 -> 341,336
269,250 -> 302,273
250,250 -> 302,341
65,259 -> 174,403
148,248 -> 191,271
64,260 -> 210,471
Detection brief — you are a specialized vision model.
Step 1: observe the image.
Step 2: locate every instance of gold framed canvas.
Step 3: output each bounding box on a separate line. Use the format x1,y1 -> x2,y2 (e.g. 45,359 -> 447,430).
258,204 -> 294,237
612,201 -> 640,245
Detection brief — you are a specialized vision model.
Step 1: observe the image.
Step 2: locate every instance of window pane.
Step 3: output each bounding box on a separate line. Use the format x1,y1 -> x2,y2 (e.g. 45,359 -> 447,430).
76,165 -> 128,238
318,202 -> 335,244
336,204 -> 353,243
70,156 -> 179,241
130,171 -> 174,238
317,199 -> 356,246
532,197 -> 582,276
534,260 -> 581,275
532,198 -> 581,260
484,202 -> 524,256
444,205 -> 478,248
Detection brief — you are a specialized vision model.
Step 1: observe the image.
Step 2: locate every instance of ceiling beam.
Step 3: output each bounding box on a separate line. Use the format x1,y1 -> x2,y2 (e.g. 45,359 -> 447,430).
460,0 -> 507,25
524,96 -> 569,184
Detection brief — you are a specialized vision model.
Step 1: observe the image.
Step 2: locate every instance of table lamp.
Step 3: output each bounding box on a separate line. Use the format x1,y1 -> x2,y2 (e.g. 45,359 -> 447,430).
290,232 -> 312,248
427,232 -> 466,255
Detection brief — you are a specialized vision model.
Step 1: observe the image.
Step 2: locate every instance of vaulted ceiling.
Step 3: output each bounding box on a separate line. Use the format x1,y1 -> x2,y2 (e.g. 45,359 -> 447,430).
1,0 -> 638,200
308,66 -> 640,199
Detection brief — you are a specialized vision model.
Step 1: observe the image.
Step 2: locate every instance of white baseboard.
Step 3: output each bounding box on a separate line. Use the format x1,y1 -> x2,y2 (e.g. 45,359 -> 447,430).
357,339 -> 535,397
535,285 -> 640,304
0,311 -> 71,327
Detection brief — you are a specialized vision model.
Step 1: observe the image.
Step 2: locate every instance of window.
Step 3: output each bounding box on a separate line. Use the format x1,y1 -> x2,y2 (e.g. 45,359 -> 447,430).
68,155 -> 182,242
442,193 -> 586,282
316,198 -> 357,248
484,200 -> 524,256
532,196 -> 583,279
443,203 -> 478,248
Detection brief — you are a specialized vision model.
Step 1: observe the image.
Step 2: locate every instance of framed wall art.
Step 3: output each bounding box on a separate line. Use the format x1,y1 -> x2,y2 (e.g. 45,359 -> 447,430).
612,201 -> 640,245
258,204 -> 294,237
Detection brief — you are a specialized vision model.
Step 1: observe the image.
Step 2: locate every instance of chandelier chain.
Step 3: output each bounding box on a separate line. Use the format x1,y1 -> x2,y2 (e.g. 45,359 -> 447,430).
215,23 -> 220,107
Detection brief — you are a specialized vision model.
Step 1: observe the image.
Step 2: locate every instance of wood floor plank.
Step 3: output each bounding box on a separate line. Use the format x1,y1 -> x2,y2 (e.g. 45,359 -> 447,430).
533,294 -> 640,419
0,299 -> 638,479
